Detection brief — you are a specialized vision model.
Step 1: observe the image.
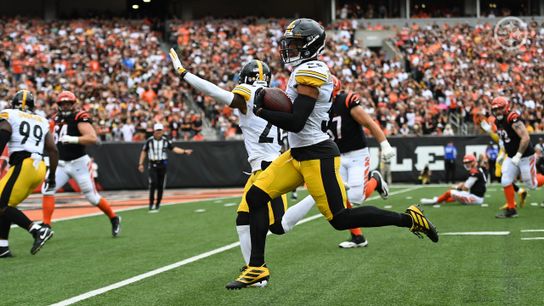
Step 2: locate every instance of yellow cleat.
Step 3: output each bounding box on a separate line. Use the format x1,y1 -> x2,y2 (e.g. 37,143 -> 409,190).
518,189 -> 527,208
405,205 -> 439,242
226,265 -> 270,290
500,202 -> 517,210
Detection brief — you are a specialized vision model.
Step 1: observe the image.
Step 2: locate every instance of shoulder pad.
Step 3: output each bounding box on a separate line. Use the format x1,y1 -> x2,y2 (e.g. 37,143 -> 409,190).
0,111 -> 9,120
232,84 -> 253,102
75,111 -> 91,123
344,92 -> 361,109
507,112 -> 519,124
295,61 -> 330,88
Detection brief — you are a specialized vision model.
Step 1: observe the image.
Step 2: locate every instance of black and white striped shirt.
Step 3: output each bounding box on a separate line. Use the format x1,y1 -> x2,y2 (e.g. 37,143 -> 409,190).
143,136 -> 173,161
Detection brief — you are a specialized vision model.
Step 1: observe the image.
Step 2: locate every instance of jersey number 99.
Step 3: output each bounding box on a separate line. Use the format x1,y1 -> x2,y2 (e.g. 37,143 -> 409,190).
19,121 -> 44,146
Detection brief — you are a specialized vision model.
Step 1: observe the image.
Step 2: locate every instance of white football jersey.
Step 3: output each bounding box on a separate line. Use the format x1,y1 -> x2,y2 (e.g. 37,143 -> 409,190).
0,109 -> 49,156
285,60 -> 333,148
232,83 -> 281,172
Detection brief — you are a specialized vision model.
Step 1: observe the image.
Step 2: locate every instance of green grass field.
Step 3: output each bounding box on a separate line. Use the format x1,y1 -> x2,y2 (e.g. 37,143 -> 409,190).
2,185 -> 544,305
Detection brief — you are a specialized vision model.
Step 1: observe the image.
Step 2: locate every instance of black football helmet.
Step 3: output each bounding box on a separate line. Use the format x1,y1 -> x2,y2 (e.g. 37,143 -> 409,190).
280,18 -> 326,66
11,90 -> 35,112
239,60 -> 271,86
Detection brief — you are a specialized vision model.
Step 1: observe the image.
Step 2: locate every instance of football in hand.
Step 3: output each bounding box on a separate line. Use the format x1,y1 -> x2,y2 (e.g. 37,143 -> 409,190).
261,88 -> 292,113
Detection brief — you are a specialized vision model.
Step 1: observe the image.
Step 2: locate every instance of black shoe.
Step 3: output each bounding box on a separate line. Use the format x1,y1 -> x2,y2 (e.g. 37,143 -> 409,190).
0,246 -> 13,258
30,226 -> 54,255
111,216 -> 121,237
371,170 -> 389,199
496,208 -> 518,218
42,223 -> 51,229
338,234 -> 369,248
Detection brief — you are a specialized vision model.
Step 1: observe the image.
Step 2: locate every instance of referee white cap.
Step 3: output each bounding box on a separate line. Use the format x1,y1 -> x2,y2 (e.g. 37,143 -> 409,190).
154,123 -> 164,131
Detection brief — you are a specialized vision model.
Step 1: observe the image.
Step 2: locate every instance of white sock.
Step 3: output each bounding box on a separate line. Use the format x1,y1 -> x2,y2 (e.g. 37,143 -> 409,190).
0,240 -> 8,247
236,225 -> 251,265
281,195 -> 315,233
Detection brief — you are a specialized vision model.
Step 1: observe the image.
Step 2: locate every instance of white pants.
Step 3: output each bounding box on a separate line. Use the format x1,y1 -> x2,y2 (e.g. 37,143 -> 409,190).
450,190 -> 484,205
501,154 -> 538,189
340,148 -> 370,205
42,155 -> 101,205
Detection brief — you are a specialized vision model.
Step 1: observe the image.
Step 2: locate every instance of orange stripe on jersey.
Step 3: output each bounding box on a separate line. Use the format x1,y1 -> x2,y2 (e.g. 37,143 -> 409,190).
345,92 -> 353,109
75,111 -> 89,121
507,112 -> 518,123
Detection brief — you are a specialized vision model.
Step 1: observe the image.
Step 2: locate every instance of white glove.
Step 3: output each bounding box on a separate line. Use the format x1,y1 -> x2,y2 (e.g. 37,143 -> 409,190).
480,120 -> 491,133
380,141 -> 395,162
511,152 -> 522,166
42,177 -> 56,195
168,48 -> 187,76
60,135 -> 79,144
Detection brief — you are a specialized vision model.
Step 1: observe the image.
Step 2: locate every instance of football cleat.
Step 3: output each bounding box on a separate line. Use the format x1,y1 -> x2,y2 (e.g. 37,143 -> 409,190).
499,203 -> 517,210
371,170 -> 389,199
518,189 -> 527,208
0,246 -> 13,258
226,264 -> 270,290
339,235 -> 368,248
30,226 -> 54,255
496,208 -> 518,218
405,205 -> 439,242
238,265 -> 269,288
111,216 -> 121,237
149,208 -> 159,213
420,197 -> 438,205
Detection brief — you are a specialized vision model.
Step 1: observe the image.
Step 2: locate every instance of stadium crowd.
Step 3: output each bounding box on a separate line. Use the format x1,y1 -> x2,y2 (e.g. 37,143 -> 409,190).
0,17 -> 543,141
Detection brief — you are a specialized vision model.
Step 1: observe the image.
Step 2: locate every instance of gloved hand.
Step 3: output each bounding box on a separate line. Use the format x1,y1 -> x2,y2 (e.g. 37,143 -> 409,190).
60,135 -> 79,144
511,152 -> 522,166
380,141 -> 395,162
480,120 -> 492,133
168,48 -> 187,77
43,177 -> 56,194
253,87 -> 265,116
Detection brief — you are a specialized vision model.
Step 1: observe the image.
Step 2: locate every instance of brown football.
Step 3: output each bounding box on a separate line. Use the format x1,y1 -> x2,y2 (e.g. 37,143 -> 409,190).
262,88 -> 293,113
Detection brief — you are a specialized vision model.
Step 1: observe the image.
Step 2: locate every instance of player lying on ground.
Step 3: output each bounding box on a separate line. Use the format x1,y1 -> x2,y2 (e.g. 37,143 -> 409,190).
489,96 -> 544,218
169,51 -> 321,287
225,18 -> 438,290
41,91 -> 121,236
420,154 -> 487,205
0,90 -> 57,257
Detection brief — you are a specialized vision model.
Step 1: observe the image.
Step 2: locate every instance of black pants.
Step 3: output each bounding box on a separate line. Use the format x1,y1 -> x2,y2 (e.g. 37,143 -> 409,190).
488,159 -> 497,182
445,160 -> 456,183
149,164 -> 167,209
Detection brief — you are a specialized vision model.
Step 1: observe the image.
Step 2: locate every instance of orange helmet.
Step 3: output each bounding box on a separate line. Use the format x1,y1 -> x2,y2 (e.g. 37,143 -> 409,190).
462,154 -> 476,170
57,91 -> 77,103
331,75 -> 342,99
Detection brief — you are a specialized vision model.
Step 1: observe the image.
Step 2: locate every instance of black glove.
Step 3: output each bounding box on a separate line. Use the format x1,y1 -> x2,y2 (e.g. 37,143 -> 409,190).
43,177 -> 56,194
252,87 -> 265,116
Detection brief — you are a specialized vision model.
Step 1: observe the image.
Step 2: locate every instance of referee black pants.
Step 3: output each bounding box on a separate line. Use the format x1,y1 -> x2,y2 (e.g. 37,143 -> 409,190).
149,165 -> 167,209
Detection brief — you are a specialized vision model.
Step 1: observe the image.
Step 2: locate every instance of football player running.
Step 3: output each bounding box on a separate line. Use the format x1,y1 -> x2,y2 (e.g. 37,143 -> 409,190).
0,90 -> 57,257
41,91 -> 121,236
490,96 -> 544,218
169,51 -> 318,287
420,154 -> 487,205
226,18 -> 438,290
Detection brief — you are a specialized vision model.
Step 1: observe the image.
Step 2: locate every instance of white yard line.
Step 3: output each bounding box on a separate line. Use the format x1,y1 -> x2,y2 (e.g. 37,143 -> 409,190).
51,186 -> 420,305
521,237 -> 544,240
441,231 -> 510,236
520,229 -> 544,233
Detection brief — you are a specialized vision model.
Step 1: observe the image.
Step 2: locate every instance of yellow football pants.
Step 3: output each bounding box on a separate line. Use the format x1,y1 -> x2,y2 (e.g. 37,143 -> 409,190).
0,158 -> 46,208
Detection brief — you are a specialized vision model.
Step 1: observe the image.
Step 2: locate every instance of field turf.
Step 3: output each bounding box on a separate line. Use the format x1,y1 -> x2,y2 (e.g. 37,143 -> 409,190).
2,185 -> 544,305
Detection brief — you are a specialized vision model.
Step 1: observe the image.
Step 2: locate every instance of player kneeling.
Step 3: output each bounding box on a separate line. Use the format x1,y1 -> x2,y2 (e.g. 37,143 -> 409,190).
421,155 -> 487,205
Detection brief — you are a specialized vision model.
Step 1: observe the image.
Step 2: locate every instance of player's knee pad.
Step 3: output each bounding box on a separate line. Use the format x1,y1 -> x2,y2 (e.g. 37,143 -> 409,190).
268,222 -> 285,235
236,212 -> 249,226
328,209 -> 350,231
245,186 -> 271,210
347,188 -> 364,206
85,192 -> 101,206
523,179 -> 537,190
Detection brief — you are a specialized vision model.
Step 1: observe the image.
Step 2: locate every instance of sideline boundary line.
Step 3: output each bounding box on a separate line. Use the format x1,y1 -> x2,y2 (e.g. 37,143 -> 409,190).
51,186 -> 420,305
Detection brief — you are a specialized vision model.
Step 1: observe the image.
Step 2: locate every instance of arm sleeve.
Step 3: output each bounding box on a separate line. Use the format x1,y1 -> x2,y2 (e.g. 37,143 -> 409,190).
142,140 -> 149,152
166,139 -> 174,150
258,94 -> 316,133
464,176 -> 478,188
184,72 -> 235,105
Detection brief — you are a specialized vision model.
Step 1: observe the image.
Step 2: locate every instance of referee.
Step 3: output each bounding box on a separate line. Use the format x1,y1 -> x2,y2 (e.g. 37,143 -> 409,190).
138,123 -> 193,212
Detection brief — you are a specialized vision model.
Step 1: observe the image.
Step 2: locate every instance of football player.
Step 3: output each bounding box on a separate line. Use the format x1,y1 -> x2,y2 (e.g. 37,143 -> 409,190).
226,18 -> 438,290
169,51 -> 318,287
0,90 -> 57,257
480,119 -> 528,208
491,96 -> 544,218
420,154 -> 487,205
41,91 -> 121,236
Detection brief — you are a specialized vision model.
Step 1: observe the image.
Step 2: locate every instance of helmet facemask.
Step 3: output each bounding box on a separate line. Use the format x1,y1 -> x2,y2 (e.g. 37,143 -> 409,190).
280,35 -> 324,66
59,100 -> 76,118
